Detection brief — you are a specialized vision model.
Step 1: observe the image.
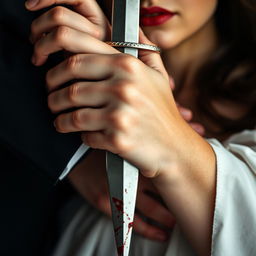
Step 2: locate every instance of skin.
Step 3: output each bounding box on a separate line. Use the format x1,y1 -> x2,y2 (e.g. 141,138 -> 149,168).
141,0 -> 218,49
25,0 -> 219,255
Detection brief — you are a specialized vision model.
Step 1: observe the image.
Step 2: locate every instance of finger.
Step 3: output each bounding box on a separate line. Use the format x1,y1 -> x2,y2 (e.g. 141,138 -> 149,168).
178,106 -> 193,121
25,0 -> 107,29
133,214 -> 169,242
136,193 -> 176,229
33,26 -> 117,66
54,108 -> 107,133
30,6 -> 101,43
190,123 -> 205,136
25,0 -> 110,40
46,54 -> 115,93
48,81 -> 110,113
81,131 -> 124,153
169,76 -> 175,90
138,28 -> 169,80
25,0 -> 104,21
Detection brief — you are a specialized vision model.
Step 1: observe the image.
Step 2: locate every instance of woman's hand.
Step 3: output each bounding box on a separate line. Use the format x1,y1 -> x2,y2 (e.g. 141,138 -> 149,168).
28,0 -> 205,180
26,0 -> 205,138
176,104 -> 205,136
68,149 -> 175,241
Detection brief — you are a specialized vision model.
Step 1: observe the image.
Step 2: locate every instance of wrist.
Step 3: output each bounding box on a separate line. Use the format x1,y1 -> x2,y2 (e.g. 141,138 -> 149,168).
150,125 -> 216,256
153,126 -> 216,189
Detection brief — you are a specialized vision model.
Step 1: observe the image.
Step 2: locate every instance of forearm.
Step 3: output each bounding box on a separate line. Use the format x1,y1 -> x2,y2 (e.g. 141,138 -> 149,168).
153,131 -> 216,256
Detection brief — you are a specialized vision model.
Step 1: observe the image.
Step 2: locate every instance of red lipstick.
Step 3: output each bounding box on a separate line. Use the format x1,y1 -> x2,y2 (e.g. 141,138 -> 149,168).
140,6 -> 176,26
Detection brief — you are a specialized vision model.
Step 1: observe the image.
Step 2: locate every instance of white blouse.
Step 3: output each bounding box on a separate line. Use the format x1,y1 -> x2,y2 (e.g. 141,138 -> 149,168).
53,129 -> 256,256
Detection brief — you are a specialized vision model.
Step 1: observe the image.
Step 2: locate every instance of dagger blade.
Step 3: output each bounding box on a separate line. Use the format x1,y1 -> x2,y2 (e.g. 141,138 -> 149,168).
106,1 -> 140,256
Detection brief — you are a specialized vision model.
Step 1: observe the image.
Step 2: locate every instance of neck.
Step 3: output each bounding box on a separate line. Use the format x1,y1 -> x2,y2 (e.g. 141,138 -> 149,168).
161,18 -> 219,89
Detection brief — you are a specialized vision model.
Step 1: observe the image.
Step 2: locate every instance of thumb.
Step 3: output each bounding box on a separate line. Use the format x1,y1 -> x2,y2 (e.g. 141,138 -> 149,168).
139,28 -> 169,80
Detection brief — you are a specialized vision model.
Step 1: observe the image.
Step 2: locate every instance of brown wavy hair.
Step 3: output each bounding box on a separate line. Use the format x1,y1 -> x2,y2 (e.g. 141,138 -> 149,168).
192,0 -> 256,135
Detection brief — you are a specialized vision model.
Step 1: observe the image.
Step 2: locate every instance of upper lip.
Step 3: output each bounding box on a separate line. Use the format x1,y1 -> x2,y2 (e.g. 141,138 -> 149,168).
140,6 -> 175,16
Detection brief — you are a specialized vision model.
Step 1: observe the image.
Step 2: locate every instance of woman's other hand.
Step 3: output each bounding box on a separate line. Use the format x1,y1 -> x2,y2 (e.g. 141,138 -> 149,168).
26,0 -> 111,45
68,149 -> 175,242
177,104 -> 205,136
169,78 -> 205,136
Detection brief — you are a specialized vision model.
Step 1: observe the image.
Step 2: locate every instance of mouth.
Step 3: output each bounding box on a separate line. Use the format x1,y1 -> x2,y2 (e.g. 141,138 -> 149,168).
142,12 -> 166,17
140,6 -> 177,26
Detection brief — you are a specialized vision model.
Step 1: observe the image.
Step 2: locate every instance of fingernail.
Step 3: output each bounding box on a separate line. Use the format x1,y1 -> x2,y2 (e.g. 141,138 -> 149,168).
193,125 -> 205,135
25,0 -> 39,9
180,109 -> 191,118
156,232 -> 168,241
195,126 -> 205,134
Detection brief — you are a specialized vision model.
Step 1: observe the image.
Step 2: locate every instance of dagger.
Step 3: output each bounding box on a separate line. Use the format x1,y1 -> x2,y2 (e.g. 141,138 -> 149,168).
106,0 -> 140,256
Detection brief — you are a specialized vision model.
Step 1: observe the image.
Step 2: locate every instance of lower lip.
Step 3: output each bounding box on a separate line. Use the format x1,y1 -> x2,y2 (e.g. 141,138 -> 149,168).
140,13 -> 175,26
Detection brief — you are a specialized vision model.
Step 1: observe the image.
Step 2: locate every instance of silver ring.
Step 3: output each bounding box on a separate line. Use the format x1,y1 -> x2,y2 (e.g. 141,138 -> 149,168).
105,41 -> 161,53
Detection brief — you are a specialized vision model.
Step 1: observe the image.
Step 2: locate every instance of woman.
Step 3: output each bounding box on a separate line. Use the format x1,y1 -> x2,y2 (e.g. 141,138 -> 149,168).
25,0 -> 256,255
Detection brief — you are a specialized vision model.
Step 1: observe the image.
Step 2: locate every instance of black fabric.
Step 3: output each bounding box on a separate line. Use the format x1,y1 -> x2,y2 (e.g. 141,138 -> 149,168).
0,0 -> 82,182
0,1 -> 85,255
0,143 -> 78,256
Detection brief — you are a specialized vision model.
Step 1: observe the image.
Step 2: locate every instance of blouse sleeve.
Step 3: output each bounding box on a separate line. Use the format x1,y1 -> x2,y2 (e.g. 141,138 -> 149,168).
208,129 -> 256,255
164,129 -> 256,256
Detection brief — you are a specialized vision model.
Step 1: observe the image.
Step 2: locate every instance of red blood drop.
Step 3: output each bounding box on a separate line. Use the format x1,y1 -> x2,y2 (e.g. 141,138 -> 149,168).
128,222 -> 134,230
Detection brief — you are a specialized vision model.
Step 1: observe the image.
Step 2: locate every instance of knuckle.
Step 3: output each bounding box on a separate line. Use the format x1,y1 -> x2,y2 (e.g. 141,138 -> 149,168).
92,28 -> 102,40
71,110 -> 83,129
108,110 -> 121,126
108,133 -> 130,153
115,54 -> 140,74
50,6 -> 66,23
54,25 -> 70,44
108,111 -> 130,131
68,83 -> 80,105
111,81 -> 135,102
82,133 -> 95,148
66,55 -> 81,76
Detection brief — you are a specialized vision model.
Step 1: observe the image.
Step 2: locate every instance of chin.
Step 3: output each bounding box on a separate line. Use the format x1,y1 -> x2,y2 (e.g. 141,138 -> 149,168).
143,29 -> 183,50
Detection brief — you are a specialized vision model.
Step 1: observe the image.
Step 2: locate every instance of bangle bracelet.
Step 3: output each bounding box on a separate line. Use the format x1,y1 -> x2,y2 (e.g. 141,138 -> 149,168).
105,41 -> 161,53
